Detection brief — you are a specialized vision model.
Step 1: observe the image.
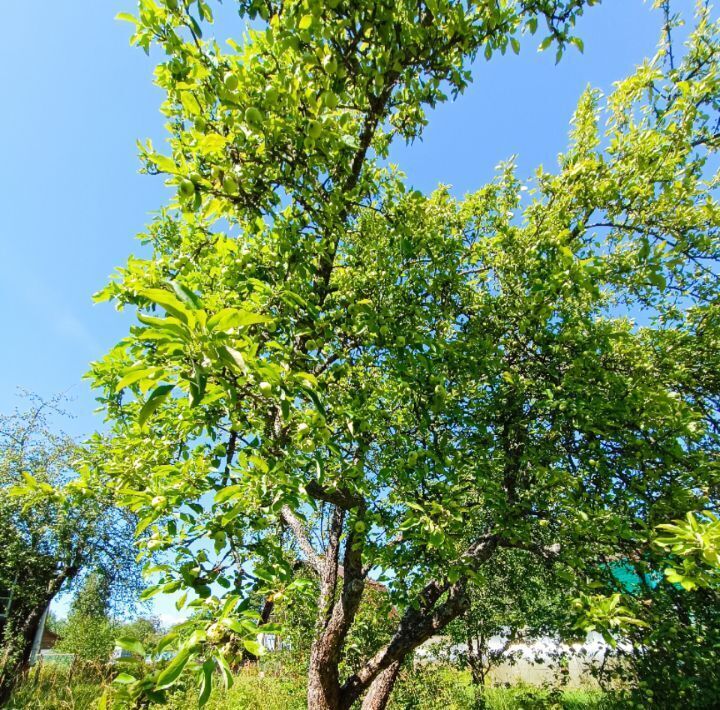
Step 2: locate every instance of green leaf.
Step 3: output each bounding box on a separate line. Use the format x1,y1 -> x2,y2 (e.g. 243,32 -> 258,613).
114,672 -> 138,685
116,367 -> 158,392
115,12 -> 138,24
170,281 -> 202,309
208,308 -> 270,331
220,617 -> 245,634
198,660 -> 214,706
139,288 -> 192,324
189,366 -> 207,407
197,133 -> 227,155
138,384 -> 174,427
156,646 -> 192,689
137,313 -> 190,340
242,639 -> 264,656
298,14 -> 313,30
218,345 -> 248,375
115,637 -> 146,657
214,485 -> 243,504
539,36 -> 553,51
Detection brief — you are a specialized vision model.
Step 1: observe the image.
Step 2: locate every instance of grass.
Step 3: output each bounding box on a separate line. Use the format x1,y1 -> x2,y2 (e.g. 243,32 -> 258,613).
9,661 -> 616,709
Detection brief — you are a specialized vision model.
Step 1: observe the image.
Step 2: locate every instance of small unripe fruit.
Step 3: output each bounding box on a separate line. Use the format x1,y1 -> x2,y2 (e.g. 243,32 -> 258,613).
224,72 -> 239,92
179,179 -> 195,198
265,86 -> 279,106
321,91 -> 338,109
259,381 -> 273,395
307,120 -> 322,139
354,521 -> 366,533
245,106 -> 264,127
207,623 -> 224,643
395,335 -> 406,347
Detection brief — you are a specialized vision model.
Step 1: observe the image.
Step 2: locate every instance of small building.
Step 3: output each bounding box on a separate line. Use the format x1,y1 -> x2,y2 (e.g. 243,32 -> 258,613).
40,626 -> 60,651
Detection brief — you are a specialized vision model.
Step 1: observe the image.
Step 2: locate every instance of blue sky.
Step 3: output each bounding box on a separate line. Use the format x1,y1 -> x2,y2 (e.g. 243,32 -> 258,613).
0,1 -> 683,622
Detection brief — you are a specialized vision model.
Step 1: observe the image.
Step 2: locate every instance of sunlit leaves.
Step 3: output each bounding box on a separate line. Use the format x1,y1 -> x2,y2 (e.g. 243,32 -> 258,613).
92,0 -> 720,704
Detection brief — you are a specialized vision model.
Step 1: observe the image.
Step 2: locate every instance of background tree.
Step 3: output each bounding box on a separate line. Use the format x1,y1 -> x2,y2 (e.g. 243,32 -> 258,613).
92,1 -> 718,708
55,570 -> 116,663
0,395 -> 141,704
445,550 -> 571,689
118,616 -> 165,650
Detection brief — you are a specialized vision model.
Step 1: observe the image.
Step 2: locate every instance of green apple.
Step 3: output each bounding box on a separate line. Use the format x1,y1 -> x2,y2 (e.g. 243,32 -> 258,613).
265,86 -> 279,106
307,120 -> 322,139
223,175 -> 239,195
321,91 -> 338,109
179,179 -> 195,198
245,106 -> 264,127
224,72 -> 239,92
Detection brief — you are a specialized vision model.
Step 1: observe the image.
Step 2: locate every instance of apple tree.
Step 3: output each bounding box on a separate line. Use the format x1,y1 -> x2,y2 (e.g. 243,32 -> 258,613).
91,1 -> 719,707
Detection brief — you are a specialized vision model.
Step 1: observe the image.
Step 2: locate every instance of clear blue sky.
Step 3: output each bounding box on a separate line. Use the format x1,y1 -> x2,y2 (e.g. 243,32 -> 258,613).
0,0 -> 683,622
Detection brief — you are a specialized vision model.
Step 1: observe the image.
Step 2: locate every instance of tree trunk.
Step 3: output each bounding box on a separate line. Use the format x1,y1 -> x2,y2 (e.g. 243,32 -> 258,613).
360,661 -> 402,710
0,604 -> 45,706
307,639 -> 342,710
466,632 -> 487,687
0,566 -> 75,705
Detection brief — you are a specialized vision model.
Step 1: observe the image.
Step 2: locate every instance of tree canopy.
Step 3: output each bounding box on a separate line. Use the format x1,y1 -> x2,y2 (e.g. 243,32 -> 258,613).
0,395 -> 141,703
90,1 -> 719,707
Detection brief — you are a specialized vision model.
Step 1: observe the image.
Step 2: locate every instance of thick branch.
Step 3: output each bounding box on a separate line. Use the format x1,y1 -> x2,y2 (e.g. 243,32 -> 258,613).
281,505 -> 323,575
306,480 -> 365,510
340,535 -> 499,708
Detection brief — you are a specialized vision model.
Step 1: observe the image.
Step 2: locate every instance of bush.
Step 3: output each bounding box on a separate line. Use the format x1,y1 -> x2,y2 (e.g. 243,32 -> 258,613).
7,660 -> 108,709
389,665 -> 475,709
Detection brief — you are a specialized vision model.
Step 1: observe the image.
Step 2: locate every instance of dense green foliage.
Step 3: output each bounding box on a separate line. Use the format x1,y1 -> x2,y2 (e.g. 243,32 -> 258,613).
0,396 -> 141,703
445,549 -> 570,686
84,0 -> 720,706
55,572 -> 116,663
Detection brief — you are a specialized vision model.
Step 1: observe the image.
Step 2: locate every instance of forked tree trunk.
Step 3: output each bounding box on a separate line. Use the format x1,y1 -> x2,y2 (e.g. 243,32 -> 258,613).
360,661 -> 402,710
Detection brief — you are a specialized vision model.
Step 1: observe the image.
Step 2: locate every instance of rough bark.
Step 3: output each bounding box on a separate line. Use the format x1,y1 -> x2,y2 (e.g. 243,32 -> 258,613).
307,506 -> 346,710
360,661 -> 402,710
